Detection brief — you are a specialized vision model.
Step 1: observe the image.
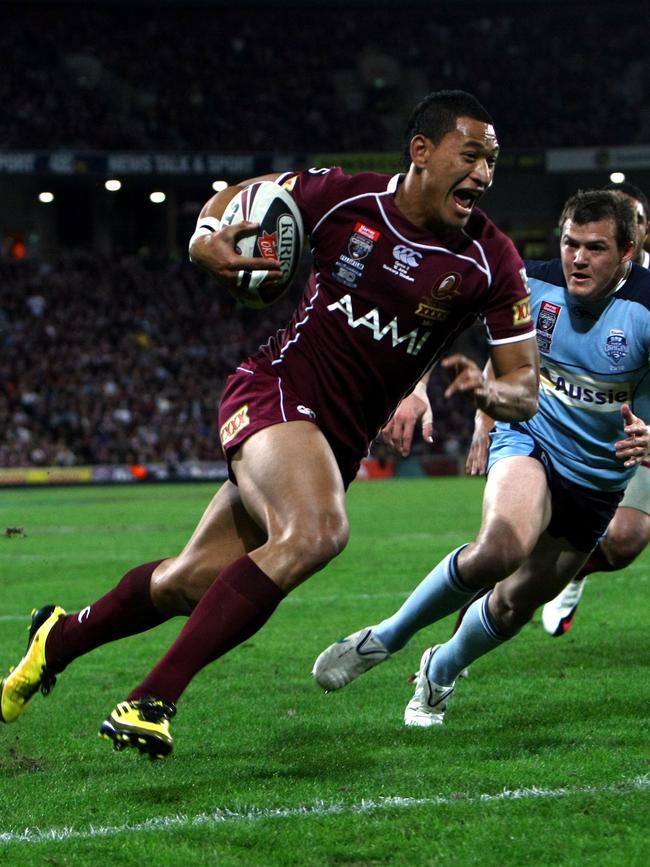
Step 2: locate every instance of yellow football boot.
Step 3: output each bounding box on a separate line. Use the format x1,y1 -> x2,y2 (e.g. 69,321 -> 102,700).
0,605 -> 66,723
99,697 -> 176,760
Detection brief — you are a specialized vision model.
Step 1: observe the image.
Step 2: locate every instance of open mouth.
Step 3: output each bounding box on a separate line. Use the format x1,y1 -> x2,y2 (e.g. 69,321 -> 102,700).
452,188 -> 481,214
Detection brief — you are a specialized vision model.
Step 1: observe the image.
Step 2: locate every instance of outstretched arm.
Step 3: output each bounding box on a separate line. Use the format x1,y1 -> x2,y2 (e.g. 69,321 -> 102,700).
382,334 -> 538,459
465,407 -> 495,476
442,336 -> 539,423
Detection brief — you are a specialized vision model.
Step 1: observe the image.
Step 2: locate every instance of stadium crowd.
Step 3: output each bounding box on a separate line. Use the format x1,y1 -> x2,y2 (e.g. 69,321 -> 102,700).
0,251 -> 275,468
1,1 -> 647,153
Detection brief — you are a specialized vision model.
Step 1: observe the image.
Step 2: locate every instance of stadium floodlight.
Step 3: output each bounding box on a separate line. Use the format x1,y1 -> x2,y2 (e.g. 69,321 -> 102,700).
212,180 -> 228,192
105,179 -> 122,192
38,192 -> 54,203
150,191 -> 166,204
609,171 -> 626,183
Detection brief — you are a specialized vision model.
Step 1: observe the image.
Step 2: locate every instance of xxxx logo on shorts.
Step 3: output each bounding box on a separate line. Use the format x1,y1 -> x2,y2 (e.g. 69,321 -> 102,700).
220,404 -> 250,447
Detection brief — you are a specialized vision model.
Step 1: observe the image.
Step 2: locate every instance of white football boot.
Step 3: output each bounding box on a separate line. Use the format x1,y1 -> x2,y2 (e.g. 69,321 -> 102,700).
404,646 -> 455,727
542,578 -> 587,637
312,627 -> 390,691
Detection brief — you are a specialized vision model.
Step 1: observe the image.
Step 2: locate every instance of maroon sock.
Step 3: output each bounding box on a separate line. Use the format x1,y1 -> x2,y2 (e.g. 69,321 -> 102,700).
128,555 -> 285,706
46,560 -> 169,672
576,543 -> 613,579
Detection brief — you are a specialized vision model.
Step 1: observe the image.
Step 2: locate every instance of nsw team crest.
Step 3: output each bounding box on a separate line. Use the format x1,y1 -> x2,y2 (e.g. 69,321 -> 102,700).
536,300 -> 562,353
604,328 -> 628,364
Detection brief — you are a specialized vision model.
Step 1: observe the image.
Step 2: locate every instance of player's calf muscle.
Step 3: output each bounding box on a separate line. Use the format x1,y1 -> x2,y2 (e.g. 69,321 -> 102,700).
489,586 -> 536,632
459,539 -> 528,588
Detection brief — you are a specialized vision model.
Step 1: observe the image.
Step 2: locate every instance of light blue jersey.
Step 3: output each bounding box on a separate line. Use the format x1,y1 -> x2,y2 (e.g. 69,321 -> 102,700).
494,259 -> 650,491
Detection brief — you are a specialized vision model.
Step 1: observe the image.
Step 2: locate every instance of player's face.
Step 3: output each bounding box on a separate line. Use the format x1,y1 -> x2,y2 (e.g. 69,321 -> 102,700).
416,117 -> 499,230
560,218 -> 634,301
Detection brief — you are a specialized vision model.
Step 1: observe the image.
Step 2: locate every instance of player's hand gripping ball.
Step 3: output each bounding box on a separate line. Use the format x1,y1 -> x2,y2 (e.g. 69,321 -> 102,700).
221,181 -> 304,308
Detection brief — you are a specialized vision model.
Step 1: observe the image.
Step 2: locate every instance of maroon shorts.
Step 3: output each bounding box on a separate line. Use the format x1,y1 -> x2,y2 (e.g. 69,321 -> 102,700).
218,362 -> 361,488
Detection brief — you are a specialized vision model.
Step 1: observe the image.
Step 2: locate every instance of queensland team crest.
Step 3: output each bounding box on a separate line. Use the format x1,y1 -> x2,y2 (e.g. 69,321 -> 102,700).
604,329 -> 628,364
414,272 -> 462,324
431,272 -> 462,300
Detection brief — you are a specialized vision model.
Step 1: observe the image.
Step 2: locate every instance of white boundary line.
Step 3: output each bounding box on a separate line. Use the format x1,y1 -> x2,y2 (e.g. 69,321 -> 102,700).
1,776 -> 647,846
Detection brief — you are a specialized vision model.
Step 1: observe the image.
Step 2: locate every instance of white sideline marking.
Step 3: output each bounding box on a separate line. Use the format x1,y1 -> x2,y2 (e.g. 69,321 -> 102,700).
0,776 -> 647,846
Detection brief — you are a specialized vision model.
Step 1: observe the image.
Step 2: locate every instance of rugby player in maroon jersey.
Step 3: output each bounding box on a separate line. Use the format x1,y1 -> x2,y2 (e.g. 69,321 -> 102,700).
0,91 -> 539,759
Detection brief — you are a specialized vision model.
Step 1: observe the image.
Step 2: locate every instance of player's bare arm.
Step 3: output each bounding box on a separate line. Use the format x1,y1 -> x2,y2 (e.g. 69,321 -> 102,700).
189,173 -> 285,289
443,338 -> 539,422
465,408 -> 495,476
381,373 -> 434,457
464,359 -> 501,475
616,404 -> 650,467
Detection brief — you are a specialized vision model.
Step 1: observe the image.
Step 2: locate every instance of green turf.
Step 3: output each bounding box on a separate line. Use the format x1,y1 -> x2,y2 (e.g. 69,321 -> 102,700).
0,480 -> 648,865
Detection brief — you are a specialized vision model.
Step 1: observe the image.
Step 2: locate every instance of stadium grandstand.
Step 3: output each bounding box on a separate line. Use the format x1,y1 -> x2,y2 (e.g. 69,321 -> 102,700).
1,0 -> 649,483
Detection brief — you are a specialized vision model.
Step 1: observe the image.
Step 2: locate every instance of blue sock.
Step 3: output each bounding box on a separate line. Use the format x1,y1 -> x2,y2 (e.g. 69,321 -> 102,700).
428,592 -> 519,684
373,545 -> 474,652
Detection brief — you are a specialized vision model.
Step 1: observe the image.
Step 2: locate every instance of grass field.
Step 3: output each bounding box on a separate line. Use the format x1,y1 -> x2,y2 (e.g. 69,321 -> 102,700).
0,479 -> 648,866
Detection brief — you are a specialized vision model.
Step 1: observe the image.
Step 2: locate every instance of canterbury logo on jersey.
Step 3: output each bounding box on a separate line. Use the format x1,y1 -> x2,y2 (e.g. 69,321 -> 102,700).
327,294 -> 431,356
540,363 -> 632,411
392,245 -> 422,267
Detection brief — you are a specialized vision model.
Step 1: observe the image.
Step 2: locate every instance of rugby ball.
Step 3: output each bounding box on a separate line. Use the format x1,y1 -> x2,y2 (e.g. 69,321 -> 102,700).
220,180 -> 304,308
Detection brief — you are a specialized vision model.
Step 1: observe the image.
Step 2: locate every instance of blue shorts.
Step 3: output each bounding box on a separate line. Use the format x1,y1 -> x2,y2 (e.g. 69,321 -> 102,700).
488,424 -> 624,552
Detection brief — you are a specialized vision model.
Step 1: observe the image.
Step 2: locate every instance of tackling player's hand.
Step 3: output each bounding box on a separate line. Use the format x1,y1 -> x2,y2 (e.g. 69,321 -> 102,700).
615,404 -> 650,467
441,354 -> 488,404
189,221 -> 283,289
465,411 -> 494,476
382,392 -> 433,457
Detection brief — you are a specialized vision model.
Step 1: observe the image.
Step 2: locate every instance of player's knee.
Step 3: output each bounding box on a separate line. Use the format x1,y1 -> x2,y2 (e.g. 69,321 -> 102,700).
601,530 -> 645,569
150,558 -> 212,615
297,514 -> 350,569
277,511 -> 350,579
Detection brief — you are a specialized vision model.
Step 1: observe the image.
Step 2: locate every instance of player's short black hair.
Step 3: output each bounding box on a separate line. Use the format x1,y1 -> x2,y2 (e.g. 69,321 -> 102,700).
602,181 -> 649,223
403,90 -> 494,166
559,190 -> 637,252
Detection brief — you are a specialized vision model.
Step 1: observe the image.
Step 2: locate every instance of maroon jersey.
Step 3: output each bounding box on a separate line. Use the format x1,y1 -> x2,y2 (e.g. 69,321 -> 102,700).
245,167 -> 534,461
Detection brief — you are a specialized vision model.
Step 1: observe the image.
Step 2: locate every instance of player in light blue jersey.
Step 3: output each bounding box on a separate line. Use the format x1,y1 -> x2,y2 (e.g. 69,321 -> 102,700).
312,189 -> 650,727
454,182 -> 650,638
542,181 -> 650,635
